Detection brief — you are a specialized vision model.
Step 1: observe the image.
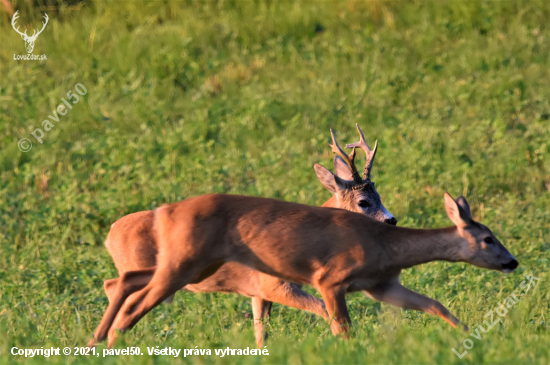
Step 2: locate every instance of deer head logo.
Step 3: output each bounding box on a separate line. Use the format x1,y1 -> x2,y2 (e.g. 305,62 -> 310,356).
11,11 -> 49,54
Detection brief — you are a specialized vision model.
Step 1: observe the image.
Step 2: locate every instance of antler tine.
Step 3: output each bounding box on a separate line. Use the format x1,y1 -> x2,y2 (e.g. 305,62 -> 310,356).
39,14 -> 49,32
11,11 -> 28,37
329,129 -> 362,183
345,123 -> 378,180
31,13 -> 49,39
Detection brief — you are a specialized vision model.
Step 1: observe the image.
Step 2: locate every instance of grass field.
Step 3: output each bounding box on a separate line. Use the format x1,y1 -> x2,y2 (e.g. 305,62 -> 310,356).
0,0 -> 549,364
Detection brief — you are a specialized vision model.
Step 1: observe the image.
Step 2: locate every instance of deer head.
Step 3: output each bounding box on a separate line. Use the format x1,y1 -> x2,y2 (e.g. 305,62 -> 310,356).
314,125 -> 396,225
11,11 -> 49,54
444,193 -> 518,272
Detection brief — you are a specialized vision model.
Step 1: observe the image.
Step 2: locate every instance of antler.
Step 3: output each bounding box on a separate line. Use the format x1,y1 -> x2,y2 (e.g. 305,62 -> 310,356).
11,11 -> 28,38
29,13 -> 49,40
345,124 -> 378,181
11,11 -> 48,40
330,129 -> 362,183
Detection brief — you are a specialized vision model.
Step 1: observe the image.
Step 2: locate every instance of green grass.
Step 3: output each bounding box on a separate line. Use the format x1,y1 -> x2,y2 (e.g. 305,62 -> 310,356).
0,0 -> 549,364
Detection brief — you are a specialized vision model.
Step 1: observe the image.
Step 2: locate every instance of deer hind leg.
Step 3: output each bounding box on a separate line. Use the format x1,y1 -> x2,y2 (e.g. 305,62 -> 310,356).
103,276 -> 150,347
318,286 -> 351,338
103,263 -> 222,347
251,297 -> 273,348
108,259 -> 215,344
105,277 -> 174,304
106,289 -> 151,348
89,268 -> 157,347
104,279 -> 119,303
365,282 -> 468,331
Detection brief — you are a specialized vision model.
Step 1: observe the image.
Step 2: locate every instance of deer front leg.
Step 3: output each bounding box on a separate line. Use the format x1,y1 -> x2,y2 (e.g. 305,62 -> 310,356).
365,282 -> 468,331
318,286 -> 350,338
260,280 -> 328,319
253,280 -> 328,347
251,297 -> 272,348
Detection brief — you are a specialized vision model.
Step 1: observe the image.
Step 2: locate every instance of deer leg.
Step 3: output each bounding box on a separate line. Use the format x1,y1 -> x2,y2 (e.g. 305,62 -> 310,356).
261,281 -> 327,319
104,281 -> 176,348
106,289 -> 147,348
365,282 -> 468,331
105,276 -> 176,304
103,277 -> 150,347
108,260 -> 213,343
251,297 -> 273,348
252,282 -> 327,346
105,282 -> 175,347
89,268 -> 156,347
318,286 -> 350,338
103,279 -> 118,303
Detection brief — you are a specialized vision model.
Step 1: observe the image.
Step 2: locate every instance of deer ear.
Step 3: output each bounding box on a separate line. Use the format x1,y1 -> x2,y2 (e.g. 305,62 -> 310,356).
314,163 -> 346,194
333,156 -> 353,180
456,196 -> 472,218
444,192 -> 471,229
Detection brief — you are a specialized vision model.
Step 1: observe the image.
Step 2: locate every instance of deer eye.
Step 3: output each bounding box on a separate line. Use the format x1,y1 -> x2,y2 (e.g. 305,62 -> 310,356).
483,237 -> 494,244
358,200 -> 371,208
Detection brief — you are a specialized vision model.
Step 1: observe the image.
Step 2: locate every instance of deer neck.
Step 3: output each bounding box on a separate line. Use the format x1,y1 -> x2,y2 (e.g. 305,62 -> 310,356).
321,195 -> 339,208
385,226 -> 464,270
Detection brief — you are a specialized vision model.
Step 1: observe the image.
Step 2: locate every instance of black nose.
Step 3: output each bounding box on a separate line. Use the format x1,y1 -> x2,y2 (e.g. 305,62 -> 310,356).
502,259 -> 519,271
385,217 -> 397,225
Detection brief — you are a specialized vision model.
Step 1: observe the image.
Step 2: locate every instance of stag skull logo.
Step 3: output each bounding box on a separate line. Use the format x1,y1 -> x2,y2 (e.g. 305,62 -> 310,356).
11,11 -> 49,54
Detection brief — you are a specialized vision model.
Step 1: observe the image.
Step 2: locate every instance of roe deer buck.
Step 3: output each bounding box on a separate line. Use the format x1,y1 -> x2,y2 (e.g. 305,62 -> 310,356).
89,189 -> 518,347
99,125 -> 395,347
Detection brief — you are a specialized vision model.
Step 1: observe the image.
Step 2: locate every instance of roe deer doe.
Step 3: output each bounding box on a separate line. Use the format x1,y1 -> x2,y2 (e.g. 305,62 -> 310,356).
89,191 -> 518,348
100,125 -> 394,347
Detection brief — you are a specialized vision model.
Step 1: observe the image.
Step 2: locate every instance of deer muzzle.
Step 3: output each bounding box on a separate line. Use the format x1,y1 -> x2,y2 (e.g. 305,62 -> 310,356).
501,259 -> 519,273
